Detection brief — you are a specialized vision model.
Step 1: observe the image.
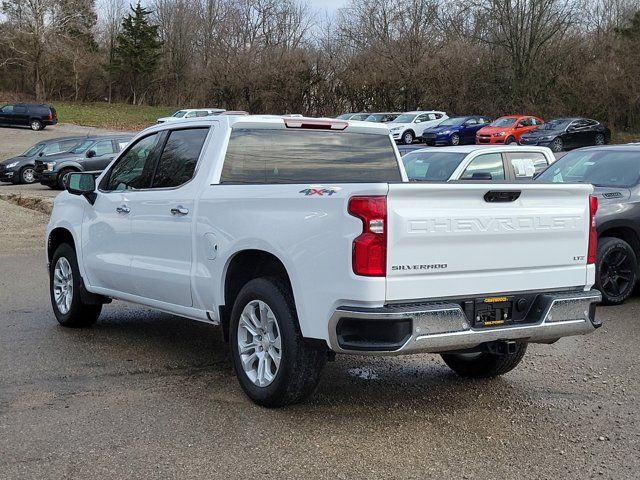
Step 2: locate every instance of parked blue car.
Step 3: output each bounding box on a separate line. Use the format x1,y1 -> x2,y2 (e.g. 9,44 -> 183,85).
421,115 -> 491,146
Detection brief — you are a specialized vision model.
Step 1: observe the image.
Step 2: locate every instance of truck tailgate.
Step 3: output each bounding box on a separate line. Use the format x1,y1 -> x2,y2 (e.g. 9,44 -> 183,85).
386,183 -> 593,302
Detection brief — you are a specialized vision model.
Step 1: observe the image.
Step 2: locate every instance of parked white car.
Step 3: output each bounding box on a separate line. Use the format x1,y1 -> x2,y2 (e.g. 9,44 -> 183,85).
157,108 -> 225,123
46,115 -> 601,407
402,145 -> 556,182
388,111 -> 448,144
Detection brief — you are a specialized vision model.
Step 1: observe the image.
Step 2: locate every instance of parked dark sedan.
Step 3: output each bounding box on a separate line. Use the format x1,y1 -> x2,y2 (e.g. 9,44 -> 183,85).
422,115 -> 491,146
35,135 -> 131,189
0,137 -> 85,184
519,117 -> 610,152
0,103 -> 58,130
536,145 -> 640,305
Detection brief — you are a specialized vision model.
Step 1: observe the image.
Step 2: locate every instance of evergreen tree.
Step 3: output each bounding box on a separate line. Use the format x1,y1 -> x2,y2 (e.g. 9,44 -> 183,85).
110,1 -> 162,104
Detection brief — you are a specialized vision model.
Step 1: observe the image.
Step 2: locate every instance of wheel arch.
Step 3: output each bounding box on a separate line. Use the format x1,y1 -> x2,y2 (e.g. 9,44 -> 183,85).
220,249 -> 295,341
598,222 -> 640,268
47,227 -> 77,264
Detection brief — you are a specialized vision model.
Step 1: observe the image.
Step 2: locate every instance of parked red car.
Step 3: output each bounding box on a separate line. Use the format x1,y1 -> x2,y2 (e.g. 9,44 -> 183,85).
476,115 -> 543,145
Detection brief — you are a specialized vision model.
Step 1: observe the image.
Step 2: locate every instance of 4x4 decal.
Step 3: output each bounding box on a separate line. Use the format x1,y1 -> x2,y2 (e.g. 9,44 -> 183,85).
299,186 -> 342,196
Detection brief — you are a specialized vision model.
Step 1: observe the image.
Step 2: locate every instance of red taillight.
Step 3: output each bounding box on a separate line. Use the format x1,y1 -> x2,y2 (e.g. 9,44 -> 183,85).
284,118 -> 348,130
48,112 -> 52,120
348,196 -> 387,276
588,195 -> 598,264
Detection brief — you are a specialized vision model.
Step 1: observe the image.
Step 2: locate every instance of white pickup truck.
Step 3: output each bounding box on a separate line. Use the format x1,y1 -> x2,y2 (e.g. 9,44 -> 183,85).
47,116 -> 602,407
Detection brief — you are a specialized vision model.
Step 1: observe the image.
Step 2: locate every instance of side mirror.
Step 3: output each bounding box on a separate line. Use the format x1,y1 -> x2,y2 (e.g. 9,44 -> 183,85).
66,172 -> 97,204
471,171 -> 493,180
86,149 -> 96,158
38,152 -> 44,157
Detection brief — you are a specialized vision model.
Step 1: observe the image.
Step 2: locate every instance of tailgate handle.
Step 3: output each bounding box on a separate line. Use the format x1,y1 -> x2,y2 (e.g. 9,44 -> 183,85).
484,191 -> 521,203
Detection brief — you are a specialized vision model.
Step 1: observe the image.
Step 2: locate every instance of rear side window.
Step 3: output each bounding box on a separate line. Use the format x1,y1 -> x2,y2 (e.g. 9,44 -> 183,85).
152,128 -> 208,188
505,152 -> 549,178
220,129 -> 401,184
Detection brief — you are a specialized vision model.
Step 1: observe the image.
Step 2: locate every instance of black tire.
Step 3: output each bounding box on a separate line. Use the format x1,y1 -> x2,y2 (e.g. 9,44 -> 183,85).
450,133 -> 460,146
505,136 -> 517,145
595,133 -> 605,145
49,243 -> 102,327
30,119 -> 43,131
401,130 -> 414,145
441,342 -> 527,378
595,237 -> 637,305
57,168 -> 74,190
550,137 -> 563,152
19,165 -> 36,184
230,277 -> 326,407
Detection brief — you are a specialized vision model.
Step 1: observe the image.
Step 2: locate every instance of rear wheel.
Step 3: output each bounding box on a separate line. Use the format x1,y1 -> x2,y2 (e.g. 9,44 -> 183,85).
595,133 -> 605,145
49,243 -> 102,327
402,131 -> 414,145
450,133 -> 460,146
19,166 -> 36,184
441,342 -> 527,378
230,277 -> 326,407
30,119 -> 43,131
505,136 -> 517,145
596,237 -> 637,305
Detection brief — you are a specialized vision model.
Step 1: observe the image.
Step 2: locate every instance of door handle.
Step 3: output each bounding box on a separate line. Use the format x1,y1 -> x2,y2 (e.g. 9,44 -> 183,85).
171,206 -> 189,216
115,205 -> 130,214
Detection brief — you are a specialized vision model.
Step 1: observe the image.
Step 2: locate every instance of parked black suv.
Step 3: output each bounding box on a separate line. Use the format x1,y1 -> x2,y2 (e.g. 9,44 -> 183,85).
35,135 -> 132,189
0,103 -> 58,131
0,137 -> 85,184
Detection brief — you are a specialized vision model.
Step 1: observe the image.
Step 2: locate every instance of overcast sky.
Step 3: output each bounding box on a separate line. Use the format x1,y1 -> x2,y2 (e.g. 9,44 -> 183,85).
307,0 -> 347,15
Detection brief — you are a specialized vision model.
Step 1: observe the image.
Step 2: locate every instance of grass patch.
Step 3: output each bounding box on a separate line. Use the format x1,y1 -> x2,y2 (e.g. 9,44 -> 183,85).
55,102 -> 175,131
612,131 -> 640,144
0,193 -> 53,215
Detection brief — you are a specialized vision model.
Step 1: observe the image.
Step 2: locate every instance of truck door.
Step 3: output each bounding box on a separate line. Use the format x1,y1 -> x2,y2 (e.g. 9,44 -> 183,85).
126,127 -> 210,307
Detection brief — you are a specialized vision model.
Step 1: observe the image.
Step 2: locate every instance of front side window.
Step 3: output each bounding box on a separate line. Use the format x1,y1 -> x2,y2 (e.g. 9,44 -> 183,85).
221,129 -> 401,184
172,110 -> 187,118
102,133 -> 162,191
152,128 -> 209,188
93,140 -> 116,156
461,153 -> 505,180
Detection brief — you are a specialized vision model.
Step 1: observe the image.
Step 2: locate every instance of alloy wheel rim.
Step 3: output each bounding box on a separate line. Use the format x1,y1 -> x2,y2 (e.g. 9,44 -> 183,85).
600,249 -> 634,298
596,134 -> 605,145
23,168 -> 34,183
451,134 -> 459,145
237,300 -> 282,387
404,133 -> 412,143
53,257 -> 73,314
553,138 -> 562,151
31,121 -> 39,130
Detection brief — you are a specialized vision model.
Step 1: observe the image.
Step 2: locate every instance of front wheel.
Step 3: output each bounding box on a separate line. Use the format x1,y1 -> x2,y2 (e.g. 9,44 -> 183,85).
596,237 -> 637,305
441,342 -> 527,378
19,166 -> 36,184
57,168 -> 74,190
505,136 -> 517,145
50,243 -> 102,327
230,277 -> 326,407
401,131 -> 414,145
550,137 -> 564,152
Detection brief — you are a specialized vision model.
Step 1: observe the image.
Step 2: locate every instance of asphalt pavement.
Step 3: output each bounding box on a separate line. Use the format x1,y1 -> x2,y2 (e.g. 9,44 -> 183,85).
0,125 -> 639,479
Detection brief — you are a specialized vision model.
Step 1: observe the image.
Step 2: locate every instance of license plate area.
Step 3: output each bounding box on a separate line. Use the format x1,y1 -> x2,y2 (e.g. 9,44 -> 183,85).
473,296 -> 514,328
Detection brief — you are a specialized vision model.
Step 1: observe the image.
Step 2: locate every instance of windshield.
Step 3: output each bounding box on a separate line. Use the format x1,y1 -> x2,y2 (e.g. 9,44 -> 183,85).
22,143 -> 45,157
365,114 -> 383,122
438,117 -> 467,127
392,114 -> 417,123
350,113 -> 369,121
402,152 -> 466,181
491,117 -> 517,127
336,114 -> 352,120
537,119 -> 571,131
172,110 -> 187,118
537,149 -> 640,187
70,139 -> 95,154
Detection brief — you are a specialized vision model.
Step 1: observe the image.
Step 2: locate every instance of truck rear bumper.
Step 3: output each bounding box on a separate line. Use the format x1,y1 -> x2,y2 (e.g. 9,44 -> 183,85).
328,290 -> 602,355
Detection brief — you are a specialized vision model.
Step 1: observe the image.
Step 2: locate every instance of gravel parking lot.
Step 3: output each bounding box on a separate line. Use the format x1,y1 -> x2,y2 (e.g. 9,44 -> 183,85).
1,126 -> 639,479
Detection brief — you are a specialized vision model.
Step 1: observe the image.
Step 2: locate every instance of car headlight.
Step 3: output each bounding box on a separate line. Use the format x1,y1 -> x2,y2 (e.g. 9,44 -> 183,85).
493,132 -> 506,137
390,127 -> 401,132
6,161 -> 19,168
440,130 -> 451,135
538,135 -> 554,141
46,162 -> 56,171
